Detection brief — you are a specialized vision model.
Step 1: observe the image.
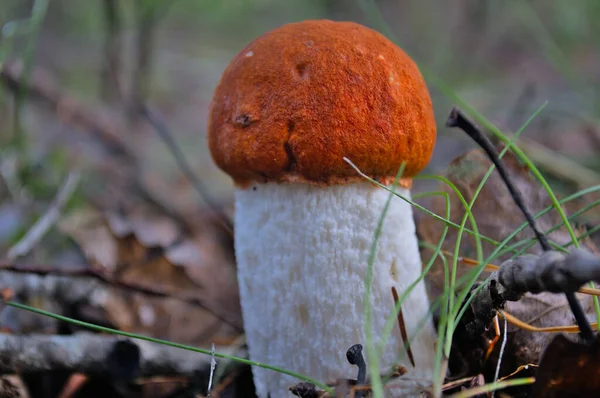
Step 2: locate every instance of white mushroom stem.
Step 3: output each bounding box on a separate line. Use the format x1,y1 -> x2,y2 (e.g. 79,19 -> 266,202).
234,181 -> 437,397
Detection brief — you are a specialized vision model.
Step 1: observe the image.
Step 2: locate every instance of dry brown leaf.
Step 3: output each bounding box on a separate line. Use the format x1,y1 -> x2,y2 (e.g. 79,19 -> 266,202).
0,375 -> 30,398
419,149 -> 582,289
533,334 -> 600,397
417,148 -> 598,376
0,375 -> 29,398
59,204 -> 241,344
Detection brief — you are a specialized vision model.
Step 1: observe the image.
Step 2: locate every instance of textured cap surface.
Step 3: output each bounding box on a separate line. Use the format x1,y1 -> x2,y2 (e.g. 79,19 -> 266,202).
208,19 -> 436,186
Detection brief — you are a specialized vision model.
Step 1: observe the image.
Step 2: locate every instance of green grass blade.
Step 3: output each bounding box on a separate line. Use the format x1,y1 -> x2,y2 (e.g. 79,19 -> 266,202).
5,301 -> 333,393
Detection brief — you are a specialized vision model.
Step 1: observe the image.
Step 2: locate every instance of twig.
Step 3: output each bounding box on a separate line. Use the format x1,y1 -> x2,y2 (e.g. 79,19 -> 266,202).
207,343 -> 217,397
491,315 -> 508,398
8,171 -> 81,260
0,262 -> 243,331
466,249 -> 600,338
446,108 -> 549,250
139,105 -> 233,233
497,249 -> 600,298
0,332 -> 244,378
446,107 -> 595,343
210,334 -> 246,388
0,61 -> 200,236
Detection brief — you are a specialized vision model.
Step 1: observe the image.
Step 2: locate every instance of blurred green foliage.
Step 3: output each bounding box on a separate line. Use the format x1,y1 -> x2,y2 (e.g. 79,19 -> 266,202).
1,0 -> 599,255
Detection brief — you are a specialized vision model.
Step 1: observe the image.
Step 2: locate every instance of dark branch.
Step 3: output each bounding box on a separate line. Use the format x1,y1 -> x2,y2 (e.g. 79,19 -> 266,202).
446,107 -> 595,343
446,107 -> 550,250
0,332 -> 244,378
466,248 -> 600,337
498,249 -> 600,298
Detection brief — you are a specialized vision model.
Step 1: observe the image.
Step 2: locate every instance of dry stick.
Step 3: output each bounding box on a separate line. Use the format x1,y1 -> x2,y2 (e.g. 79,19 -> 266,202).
207,343 -> 217,397
497,250 -> 600,296
2,62 -> 233,234
462,251 -> 600,336
0,261 -> 243,332
0,332 -> 243,378
446,107 -> 595,343
0,63 -> 240,330
491,315 -> 508,398
139,105 -> 234,234
456,253 -> 600,297
7,171 -> 81,260
0,62 -> 204,236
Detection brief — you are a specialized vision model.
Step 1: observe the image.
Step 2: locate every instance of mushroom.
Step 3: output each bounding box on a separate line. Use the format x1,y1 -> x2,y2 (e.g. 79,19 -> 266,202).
208,20 -> 437,397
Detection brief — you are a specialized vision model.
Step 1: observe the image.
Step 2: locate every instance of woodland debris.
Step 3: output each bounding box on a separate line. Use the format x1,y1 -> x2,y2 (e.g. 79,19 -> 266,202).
0,266 -> 242,346
0,332 -> 245,378
417,148 -> 598,380
465,248 -> 600,338
7,171 -> 81,261
447,107 -> 594,342
0,261 -> 234,326
0,60 -> 205,238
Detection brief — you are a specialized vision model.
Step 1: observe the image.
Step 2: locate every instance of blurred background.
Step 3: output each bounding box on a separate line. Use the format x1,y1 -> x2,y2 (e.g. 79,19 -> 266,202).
0,1 -> 599,397
2,0 -> 600,202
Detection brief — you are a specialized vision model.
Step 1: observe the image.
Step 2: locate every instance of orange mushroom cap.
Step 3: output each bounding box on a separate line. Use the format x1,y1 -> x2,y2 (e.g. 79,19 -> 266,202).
208,20 -> 436,188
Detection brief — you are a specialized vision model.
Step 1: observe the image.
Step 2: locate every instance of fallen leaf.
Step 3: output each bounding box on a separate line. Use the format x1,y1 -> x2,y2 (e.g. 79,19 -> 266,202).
0,375 -> 29,398
58,204 -> 241,344
533,334 -> 600,397
417,148 -> 598,379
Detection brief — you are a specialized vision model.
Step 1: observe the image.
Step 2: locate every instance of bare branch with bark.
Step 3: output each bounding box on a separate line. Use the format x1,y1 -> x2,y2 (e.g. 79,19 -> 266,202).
0,264 -> 243,331
0,332 -> 245,379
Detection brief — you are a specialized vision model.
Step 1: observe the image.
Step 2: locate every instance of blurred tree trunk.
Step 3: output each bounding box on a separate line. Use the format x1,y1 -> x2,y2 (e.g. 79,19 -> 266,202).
131,0 -> 159,120
100,0 -> 122,102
